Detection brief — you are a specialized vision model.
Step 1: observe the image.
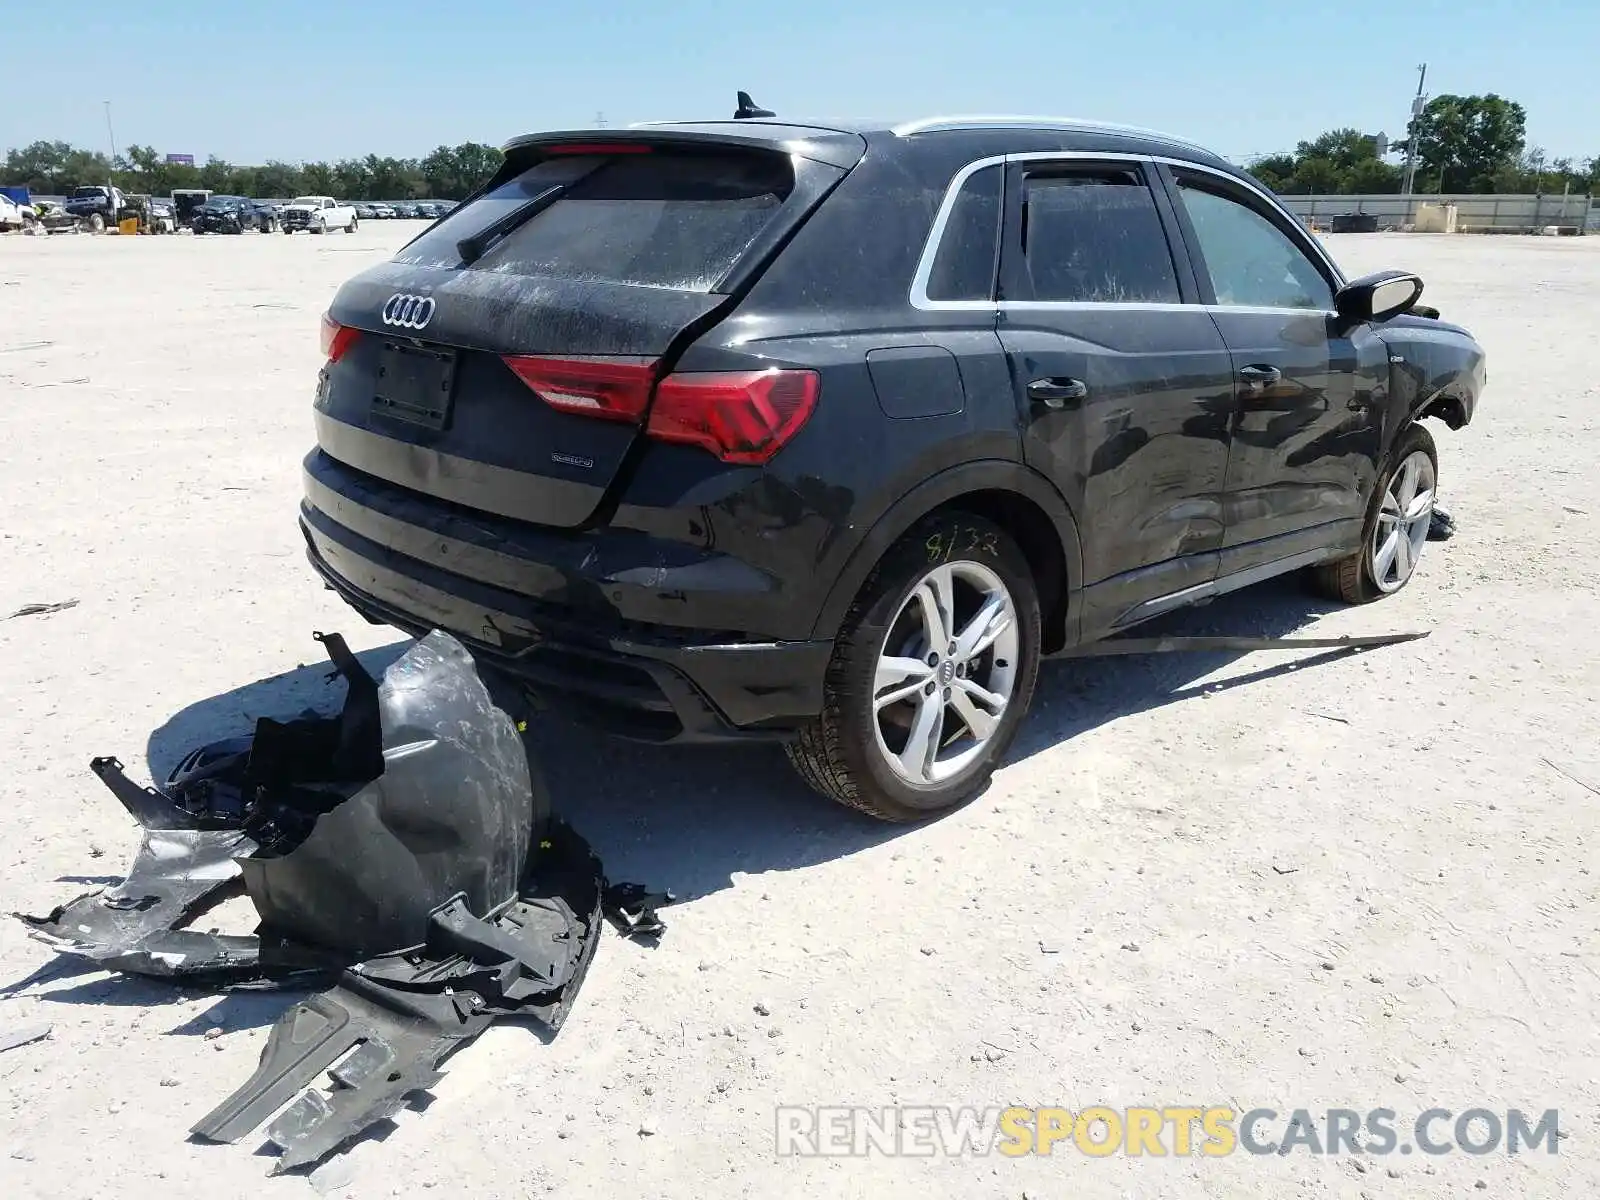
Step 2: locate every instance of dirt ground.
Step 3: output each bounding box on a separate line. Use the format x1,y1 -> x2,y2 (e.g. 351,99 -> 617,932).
1,224 -> 1597,1199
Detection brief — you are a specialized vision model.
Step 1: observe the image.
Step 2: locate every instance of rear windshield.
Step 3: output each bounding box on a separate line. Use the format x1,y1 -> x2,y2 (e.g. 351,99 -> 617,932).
393,148 -> 794,292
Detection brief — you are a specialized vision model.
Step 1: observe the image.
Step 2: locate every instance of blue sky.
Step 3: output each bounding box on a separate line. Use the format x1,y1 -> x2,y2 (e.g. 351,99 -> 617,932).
3,0 -> 1596,168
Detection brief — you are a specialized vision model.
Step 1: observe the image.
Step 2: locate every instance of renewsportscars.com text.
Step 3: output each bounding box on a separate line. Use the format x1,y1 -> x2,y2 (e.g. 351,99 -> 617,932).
774,1105 -> 1560,1158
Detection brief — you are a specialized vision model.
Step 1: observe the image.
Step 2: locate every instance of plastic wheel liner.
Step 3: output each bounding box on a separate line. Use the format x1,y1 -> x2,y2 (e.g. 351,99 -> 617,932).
14,629 -> 670,1174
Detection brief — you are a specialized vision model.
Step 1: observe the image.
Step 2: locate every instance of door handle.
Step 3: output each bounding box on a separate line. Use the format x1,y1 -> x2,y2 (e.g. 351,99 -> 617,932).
1237,364 -> 1282,387
1027,377 -> 1088,408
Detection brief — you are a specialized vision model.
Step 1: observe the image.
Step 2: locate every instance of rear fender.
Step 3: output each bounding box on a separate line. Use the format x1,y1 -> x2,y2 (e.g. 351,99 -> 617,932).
809,460 -> 1083,647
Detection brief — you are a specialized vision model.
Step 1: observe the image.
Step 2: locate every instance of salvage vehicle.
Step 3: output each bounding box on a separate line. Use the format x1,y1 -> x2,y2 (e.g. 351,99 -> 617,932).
301,105 -> 1486,821
63,184 -> 126,232
145,198 -> 176,233
0,192 -> 34,231
191,194 -> 272,233
32,199 -> 79,233
283,195 -> 358,234
253,199 -> 284,229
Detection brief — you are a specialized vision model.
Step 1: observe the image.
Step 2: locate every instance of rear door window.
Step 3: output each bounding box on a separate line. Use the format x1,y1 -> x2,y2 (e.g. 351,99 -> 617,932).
394,149 -> 794,293
1019,169 -> 1181,304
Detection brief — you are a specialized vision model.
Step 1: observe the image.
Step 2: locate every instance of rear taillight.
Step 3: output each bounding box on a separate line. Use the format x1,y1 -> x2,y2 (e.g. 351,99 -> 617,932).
503,355 -> 820,466
648,369 -> 820,465
320,312 -> 359,364
502,355 -> 658,423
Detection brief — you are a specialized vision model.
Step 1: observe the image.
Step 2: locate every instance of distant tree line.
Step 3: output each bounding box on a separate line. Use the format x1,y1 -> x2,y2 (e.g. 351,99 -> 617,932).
1,140 -> 504,200
1249,94 -> 1598,196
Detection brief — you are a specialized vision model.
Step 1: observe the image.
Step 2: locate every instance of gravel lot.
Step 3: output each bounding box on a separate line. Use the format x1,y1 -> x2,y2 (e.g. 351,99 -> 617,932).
1,225 -> 1597,1199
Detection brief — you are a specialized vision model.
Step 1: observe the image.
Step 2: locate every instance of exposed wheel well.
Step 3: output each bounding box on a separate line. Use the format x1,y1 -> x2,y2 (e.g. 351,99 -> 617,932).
932,490 -> 1070,654
1419,394 -> 1467,430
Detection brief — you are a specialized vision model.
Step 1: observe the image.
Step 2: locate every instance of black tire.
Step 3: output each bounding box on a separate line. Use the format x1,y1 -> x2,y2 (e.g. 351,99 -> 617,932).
786,511 -> 1042,822
1313,422 -> 1438,605
88,212 -> 105,233
346,217 -> 358,233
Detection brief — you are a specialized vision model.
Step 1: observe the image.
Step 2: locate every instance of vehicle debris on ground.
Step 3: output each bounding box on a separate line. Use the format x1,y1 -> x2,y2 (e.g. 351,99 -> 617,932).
14,628 -> 670,1176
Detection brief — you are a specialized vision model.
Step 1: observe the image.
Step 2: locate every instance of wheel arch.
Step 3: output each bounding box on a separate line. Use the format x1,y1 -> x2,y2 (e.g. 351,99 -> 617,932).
809,461 -> 1084,654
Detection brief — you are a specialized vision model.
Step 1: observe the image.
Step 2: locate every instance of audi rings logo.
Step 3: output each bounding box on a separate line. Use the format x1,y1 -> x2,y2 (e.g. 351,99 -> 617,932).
382,293 -> 436,330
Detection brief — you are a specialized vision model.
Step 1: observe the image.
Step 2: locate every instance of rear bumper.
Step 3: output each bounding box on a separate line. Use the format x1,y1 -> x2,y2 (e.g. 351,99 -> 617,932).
300,499 -> 833,745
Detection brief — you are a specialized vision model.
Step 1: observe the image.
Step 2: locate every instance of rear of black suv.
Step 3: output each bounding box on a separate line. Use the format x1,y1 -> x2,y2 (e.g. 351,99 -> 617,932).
303,123 -> 899,747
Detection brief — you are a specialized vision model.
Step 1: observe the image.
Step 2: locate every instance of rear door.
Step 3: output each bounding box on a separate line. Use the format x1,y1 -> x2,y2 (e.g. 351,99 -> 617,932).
1160,166 -> 1387,570
995,157 -> 1238,635
319,140 -> 849,528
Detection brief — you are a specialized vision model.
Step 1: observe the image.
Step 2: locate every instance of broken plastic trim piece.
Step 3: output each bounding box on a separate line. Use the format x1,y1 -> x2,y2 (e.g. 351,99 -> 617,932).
15,827 -> 254,975
192,818 -> 623,1174
17,626 -> 674,1177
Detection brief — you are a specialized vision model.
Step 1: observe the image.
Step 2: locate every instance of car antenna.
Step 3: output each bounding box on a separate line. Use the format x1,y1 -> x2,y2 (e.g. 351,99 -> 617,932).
734,90 -> 775,120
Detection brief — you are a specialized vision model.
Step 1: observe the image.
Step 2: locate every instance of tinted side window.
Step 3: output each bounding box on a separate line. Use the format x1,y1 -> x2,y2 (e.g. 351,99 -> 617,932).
1176,180 -> 1333,310
926,164 -> 1001,301
1021,170 -> 1180,303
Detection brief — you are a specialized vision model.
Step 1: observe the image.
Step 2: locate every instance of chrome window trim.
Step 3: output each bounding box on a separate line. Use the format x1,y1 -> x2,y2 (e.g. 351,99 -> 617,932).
910,150 -> 1346,315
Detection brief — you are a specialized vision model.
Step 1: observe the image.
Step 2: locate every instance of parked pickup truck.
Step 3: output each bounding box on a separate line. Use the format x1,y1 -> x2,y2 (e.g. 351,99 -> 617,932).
281,195 -> 357,234
63,185 -> 127,232
0,192 -> 36,231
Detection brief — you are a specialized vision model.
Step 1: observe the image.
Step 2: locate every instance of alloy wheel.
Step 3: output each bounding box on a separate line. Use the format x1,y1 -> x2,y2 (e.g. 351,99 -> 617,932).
871,561 -> 1019,786
1372,449 -> 1435,592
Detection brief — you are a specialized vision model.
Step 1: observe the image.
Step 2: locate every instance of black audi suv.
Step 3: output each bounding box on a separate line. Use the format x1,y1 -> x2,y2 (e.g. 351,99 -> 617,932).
300,107 -> 1485,821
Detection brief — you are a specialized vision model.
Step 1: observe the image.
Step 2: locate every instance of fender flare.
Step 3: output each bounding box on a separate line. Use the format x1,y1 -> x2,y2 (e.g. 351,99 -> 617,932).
808,459 -> 1084,642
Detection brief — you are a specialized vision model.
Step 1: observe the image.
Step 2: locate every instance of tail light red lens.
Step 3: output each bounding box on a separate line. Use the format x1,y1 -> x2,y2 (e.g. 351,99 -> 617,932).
647,369 -> 820,465
319,312 -> 359,364
502,354 -> 658,423
503,354 -> 820,465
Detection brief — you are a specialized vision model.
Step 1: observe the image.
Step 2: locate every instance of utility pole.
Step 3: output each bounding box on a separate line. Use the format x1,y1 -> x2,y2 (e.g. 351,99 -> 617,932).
593,111 -> 608,128
104,100 -> 118,229
1399,63 -> 1428,218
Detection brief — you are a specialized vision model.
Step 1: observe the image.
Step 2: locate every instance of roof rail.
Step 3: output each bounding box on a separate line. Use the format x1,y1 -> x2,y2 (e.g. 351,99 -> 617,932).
891,115 -> 1211,154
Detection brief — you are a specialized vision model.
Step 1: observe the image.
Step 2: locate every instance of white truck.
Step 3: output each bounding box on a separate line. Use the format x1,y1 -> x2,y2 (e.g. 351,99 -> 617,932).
281,195 -> 358,235
0,193 -> 36,231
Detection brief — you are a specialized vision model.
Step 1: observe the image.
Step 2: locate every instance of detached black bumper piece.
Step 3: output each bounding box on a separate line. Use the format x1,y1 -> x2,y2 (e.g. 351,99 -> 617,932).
15,627 -> 670,1177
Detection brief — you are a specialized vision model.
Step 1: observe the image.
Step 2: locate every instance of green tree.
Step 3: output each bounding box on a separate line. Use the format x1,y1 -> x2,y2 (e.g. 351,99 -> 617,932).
255,160 -> 304,198
300,161 -> 336,194
1408,93 -> 1526,192
333,158 -> 370,200
1295,128 -> 1382,172
1246,153 -> 1297,193
199,156 -> 235,191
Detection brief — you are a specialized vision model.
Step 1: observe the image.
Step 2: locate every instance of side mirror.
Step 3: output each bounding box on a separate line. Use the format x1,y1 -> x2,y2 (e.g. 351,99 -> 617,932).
1335,270 -> 1424,324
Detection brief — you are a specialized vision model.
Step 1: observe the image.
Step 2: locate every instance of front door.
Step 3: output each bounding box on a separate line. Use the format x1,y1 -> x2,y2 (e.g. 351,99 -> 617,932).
1161,167 -> 1388,574
995,158 -> 1238,639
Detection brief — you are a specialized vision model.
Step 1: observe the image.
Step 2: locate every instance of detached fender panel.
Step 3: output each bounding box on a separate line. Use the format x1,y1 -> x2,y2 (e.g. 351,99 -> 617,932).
808,459 -> 1084,643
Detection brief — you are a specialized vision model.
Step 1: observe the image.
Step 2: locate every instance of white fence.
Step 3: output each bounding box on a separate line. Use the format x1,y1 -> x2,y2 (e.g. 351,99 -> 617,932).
1275,193 -> 1592,234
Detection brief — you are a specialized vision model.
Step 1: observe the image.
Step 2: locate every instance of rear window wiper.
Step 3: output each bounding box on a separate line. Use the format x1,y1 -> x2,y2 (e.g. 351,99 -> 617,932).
456,185 -> 565,266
